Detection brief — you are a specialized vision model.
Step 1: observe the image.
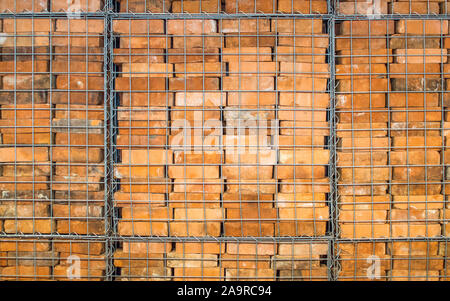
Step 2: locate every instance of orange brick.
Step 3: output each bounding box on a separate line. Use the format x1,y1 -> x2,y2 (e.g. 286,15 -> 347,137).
338,0 -> 388,14
220,19 -> 270,33
121,63 -> 174,78
222,47 -> 272,62
337,49 -> 393,64
56,76 -> 103,90
394,49 -> 447,64
396,20 -> 448,35
167,20 -> 217,35
172,0 -> 221,13
339,20 -> 395,36
277,77 -> 328,92
391,1 -> 440,14
3,19 -> 53,32
113,19 -> 164,34
272,19 -> 323,34
52,147 -> 103,163
0,0 -> 48,12
51,0 -> 104,12
172,35 -> 222,48
224,0 -> 274,13
169,77 -> 219,91
55,19 -> 104,33
278,0 -> 327,13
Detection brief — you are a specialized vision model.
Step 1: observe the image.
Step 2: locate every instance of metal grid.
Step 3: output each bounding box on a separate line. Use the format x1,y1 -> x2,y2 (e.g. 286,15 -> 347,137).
0,0 -> 449,282
109,16 -> 335,280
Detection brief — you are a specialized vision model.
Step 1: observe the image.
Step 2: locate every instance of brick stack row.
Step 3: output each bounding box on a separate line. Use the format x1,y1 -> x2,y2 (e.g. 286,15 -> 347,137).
115,0 -> 328,13
0,19 -> 54,235
0,0 -> 104,12
113,241 -> 329,280
336,19 -> 449,280
337,241 -> 448,281
337,0 -> 448,15
0,238 -> 106,280
51,19 -> 106,237
336,20 -> 393,240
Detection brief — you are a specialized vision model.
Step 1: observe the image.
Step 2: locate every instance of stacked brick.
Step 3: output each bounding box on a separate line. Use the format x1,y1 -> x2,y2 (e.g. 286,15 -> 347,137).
0,0 -> 104,12
273,18 -> 330,237
337,241 -> 447,281
113,241 -> 328,280
51,19 -> 106,236
115,0 -> 328,13
0,238 -> 106,280
111,17 -> 331,280
337,0 -> 447,14
336,19 -> 449,281
0,18 -> 107,280
336,20 -> 393,239
0,19 -> 54,235
389,19 -> 447,239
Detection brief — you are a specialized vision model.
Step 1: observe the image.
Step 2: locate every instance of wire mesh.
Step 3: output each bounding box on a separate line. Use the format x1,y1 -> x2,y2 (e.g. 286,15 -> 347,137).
0,0 -> 449,283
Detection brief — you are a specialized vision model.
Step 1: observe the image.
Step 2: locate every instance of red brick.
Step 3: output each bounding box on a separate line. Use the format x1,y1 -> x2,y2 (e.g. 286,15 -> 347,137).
56,76 -> 103,90
336,37 -> 387,50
